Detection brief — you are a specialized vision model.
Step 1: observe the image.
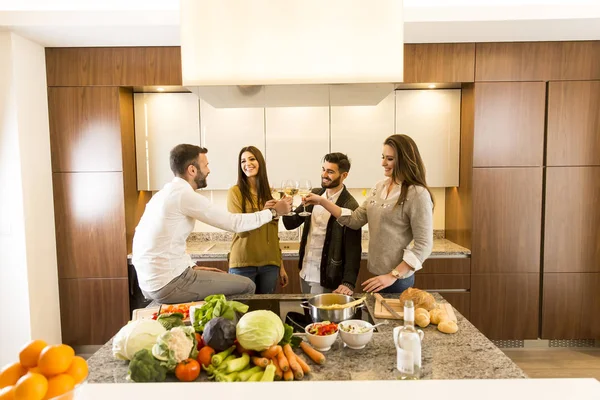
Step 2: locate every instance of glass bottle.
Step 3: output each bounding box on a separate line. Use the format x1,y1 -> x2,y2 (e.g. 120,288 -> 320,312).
395,300 -> 424,380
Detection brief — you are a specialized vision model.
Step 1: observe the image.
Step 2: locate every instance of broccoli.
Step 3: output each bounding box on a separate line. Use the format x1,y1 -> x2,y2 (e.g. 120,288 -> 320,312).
128,349 -> 168,382
156,312 -> 185,330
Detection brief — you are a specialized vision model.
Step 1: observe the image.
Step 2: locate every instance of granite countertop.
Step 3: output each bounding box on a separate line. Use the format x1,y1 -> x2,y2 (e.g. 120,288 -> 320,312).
186,238 -> 471,260
86,293 -> 525,383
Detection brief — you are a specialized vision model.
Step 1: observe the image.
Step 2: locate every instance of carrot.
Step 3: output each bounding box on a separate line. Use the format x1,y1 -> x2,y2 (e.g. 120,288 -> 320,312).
295,353 -> 311,374
283,369 -> 294,381
299,341 -> 326,365
252,356 -> 269,368
261,345 -> 282,359
283,344 -> 304,380
271,357 -> 283,380
276,349 -> 289,372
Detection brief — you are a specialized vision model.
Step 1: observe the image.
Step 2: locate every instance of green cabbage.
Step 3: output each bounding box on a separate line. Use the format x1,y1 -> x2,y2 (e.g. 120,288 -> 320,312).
112,319 -> 167,361
235,310 -> 284,351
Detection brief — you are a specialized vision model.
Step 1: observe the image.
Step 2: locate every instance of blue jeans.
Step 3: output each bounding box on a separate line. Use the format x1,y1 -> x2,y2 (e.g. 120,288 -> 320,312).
229,265 -> 280,294
379,274 -> 415,294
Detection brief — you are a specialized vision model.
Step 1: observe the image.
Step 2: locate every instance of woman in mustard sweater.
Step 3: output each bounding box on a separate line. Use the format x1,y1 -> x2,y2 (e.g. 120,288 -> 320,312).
227,146 -> 289,294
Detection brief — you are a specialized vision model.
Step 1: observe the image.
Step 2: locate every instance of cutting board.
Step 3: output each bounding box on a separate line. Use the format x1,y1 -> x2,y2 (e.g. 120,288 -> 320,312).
374,297 -> 457,323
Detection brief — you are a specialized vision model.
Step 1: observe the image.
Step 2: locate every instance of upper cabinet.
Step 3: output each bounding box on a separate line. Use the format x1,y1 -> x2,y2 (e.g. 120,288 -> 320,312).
547,81 -> 600,167
473,82 -> 546,167
134,93 -> 200,191
395,89 -> 461,187
265,85 -> 330,188
404,43 -> 475,83
198,87 -> 266,190
330,85 -> 395,188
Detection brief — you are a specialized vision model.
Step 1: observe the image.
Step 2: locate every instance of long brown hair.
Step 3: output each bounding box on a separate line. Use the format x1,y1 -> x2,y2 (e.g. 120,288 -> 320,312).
383,134 -> 435,209
236,146 -> 273,213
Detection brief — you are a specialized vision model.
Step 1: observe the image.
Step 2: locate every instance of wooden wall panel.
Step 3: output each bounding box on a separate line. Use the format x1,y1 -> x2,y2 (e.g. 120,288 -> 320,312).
415,274 -> 470,290
544,167 -> 600,273
445,84 -> 474,249
404,43 -> 475,83
59,278 -> 129,345
475,41 -> 600,81
46,47 -> 182,87
440,292 -> 471,320
471,273 -> 540,339
48,87 -> 123,172
420,258 -> 471,274
542,273 -> 600,339
472,168 -> 543,274
53,172 -> 127,278
547,81 -> 600,166
473,82 -> 546,167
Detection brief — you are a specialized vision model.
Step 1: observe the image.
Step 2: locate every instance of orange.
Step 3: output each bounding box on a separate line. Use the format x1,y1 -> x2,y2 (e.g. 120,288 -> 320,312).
0,363 -> 27,389
13,373 -> 47,400
25,370 -> 40,377
37,346 -> 74,377
42,374 -> 74,400
19,341 -> 48,369
0,385 -> 15,400
64,357 -> 87,385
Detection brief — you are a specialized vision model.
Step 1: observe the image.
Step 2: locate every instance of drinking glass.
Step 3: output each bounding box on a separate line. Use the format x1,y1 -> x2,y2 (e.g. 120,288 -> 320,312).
282,179 -> 299,216
297,179 -> 312,217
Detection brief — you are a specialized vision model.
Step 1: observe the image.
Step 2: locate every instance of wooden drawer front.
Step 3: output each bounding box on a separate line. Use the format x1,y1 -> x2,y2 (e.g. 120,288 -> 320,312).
421,258 -> 471,274
415,274 -> 470,290
440,292 -> 471,320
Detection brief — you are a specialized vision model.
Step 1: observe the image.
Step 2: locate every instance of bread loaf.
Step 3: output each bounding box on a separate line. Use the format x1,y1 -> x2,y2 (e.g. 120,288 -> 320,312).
415,311 -> 430,328
399,288 -> 437,311
437,320 -> 459,334
429,308 -> 447,325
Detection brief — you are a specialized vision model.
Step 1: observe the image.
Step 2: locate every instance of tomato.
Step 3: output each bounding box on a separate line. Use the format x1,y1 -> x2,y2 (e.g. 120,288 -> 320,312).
195,333 -> 205,351
175,359 -> 200,382
197,346 -> 215,368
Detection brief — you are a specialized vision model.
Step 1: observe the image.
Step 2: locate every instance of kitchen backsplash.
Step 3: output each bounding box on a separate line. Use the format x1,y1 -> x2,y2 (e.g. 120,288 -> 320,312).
192,187 -> 446,233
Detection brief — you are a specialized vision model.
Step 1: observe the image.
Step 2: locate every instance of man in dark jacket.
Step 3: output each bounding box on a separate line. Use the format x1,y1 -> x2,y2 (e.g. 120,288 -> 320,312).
283,153 -> 361,295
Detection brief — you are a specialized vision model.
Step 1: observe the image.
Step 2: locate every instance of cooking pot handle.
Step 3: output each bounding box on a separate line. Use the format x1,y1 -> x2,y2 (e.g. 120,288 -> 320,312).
355,302 -> 365,309
300,301 -> 311,309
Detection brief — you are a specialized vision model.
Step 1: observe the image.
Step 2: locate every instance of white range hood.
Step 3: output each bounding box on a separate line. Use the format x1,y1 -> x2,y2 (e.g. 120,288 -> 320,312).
180,0 -> 404,86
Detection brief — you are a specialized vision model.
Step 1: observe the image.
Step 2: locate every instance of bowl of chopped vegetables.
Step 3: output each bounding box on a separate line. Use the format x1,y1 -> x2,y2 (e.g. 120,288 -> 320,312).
338,320 -> 374,349
304,321 -> 339,351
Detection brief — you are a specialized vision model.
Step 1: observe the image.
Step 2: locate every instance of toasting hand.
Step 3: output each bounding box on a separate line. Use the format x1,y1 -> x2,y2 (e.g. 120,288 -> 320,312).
272,197 -> 292,216
302,193 -> 322,206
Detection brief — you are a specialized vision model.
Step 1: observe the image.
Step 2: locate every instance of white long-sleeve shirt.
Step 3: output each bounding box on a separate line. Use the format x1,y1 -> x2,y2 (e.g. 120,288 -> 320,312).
132,177 -> 273,292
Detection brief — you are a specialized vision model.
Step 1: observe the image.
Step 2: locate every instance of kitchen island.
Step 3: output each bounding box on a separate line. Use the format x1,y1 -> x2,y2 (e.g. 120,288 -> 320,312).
87,293 -> 525,382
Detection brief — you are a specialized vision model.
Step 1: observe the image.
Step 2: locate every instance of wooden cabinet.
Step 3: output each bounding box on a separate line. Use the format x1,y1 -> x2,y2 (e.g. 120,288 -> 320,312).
471,273 -> 540,340
59,278 -> 129,345
547,81 -> 600,166
133,93 -> 201,190
395,89 -> 461,187
45,47 -> 182,86
544,167 -> 600,273
330,86 -> 395,188
198,87 -> 266,190
48,87 -> 123,172
404,43 -> 475,83
475,41 -> 600,82
265,85 -> 330,187
471,168 -> 543,274
473,82 -> 546,167
541,273 -> 600,339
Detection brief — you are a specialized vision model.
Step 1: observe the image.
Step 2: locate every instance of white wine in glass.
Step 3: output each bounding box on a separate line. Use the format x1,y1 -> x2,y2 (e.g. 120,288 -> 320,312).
270,187 -> 283,200
282,180 -> 298,216
298,179 -> 312,217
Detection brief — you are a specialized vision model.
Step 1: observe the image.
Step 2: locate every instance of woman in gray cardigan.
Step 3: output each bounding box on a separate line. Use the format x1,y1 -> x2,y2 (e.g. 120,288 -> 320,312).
304,134 -> 434,294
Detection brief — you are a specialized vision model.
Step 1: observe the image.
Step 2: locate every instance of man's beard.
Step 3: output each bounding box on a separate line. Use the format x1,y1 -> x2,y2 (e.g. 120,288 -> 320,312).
195,171 -> 208,189
321,175 -> 341,188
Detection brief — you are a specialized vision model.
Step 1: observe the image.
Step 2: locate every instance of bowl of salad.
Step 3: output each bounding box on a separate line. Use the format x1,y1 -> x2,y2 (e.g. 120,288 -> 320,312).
304,321 -> 339,351
338,320 -> 374,349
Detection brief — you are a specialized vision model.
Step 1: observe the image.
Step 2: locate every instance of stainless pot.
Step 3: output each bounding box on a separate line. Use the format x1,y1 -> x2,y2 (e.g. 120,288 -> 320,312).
301,294 -> 364,323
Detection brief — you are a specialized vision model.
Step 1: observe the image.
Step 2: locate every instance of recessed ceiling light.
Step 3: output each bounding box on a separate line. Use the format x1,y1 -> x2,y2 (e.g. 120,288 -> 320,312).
428,84 -> 436,89
157,87 -> 165,92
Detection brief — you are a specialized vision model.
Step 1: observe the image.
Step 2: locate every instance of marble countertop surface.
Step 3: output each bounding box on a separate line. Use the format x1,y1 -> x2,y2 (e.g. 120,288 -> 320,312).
86,293 -> 524,383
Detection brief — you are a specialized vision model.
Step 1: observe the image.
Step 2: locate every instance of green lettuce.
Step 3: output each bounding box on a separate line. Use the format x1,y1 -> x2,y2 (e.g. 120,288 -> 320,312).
192,294 -> 248,332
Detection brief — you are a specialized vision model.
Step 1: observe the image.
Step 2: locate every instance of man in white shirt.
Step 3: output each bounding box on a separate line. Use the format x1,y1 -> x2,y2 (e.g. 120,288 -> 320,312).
132,144 -> 292,304
282,153 -> 362,295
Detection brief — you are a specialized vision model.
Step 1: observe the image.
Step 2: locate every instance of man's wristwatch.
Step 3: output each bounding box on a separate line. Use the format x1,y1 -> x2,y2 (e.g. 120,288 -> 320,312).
269,208 -> 278,218
390,269 -> 404,280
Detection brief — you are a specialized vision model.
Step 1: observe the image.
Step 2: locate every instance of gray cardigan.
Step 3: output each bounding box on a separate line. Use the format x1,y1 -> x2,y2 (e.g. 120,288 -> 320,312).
337,181 -> 433,276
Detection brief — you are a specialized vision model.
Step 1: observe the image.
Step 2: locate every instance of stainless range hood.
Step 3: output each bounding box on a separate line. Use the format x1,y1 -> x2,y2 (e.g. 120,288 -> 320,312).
180,0 -> 404,87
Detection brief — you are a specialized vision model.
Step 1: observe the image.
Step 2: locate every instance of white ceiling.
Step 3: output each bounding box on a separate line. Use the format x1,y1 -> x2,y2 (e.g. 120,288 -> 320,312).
0,0 -> 599,47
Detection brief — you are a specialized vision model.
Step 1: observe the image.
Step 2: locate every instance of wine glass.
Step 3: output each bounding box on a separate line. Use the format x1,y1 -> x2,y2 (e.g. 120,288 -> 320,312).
297,179 -> 312,217
270,186 -> 283,200
281,179 -> 299,216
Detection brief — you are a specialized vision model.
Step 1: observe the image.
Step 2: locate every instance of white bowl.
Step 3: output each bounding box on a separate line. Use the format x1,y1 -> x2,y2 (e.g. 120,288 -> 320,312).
304,323 -> 339,351
338,320 -> 374,349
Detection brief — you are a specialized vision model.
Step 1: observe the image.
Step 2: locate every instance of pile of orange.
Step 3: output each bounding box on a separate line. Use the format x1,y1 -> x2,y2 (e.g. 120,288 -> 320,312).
0,340 -> 88,400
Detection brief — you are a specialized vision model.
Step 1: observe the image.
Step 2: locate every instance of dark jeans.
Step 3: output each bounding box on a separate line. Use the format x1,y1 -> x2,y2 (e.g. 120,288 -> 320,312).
379,274 -> 415,294
229,265 -> 280,294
